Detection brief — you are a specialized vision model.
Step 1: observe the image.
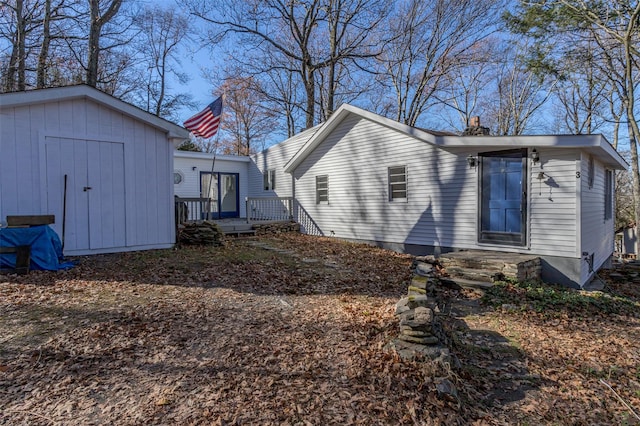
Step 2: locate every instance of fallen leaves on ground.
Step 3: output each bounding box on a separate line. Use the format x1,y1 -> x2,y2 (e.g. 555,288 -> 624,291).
0,234 -> 639,425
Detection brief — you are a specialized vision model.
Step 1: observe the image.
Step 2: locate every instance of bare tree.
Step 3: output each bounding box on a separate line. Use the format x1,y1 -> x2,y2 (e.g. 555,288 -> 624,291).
263,67 -> 302,137
435,41 -> 495,131
1,0 -> 45,91
186,0 -> 385,129
133,4 -> 193,119
218,76 -> 277,155
481,42 -> 556,135
507,0 -> 640,254
552,42 -> 608,135
616,151 -> 636,230
377,0 -> 504,126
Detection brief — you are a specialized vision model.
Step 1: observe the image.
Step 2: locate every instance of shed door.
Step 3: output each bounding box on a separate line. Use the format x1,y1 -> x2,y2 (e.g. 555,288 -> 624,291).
45,137 -> 126,251
479,149 -> 527,246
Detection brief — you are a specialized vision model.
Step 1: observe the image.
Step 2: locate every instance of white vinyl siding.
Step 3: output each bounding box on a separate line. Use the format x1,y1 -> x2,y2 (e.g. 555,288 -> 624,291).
293,114 -> 478,248
528,149 -> 579,257
173,153 -> 249,218
580,153 -> 615,284
248,126 -> 318,198
388,166 -> 407,201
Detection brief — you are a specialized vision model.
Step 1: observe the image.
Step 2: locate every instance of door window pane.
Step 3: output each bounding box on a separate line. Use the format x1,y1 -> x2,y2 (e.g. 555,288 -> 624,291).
221,174 -> 238,213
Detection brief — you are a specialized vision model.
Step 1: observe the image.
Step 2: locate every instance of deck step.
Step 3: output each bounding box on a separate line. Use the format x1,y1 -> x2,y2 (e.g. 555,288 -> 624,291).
216,223 -> 256,237
444,266 -> 504,283
449,277 -> 494,290
438,250 -> 542,282
218,224 -> 252,232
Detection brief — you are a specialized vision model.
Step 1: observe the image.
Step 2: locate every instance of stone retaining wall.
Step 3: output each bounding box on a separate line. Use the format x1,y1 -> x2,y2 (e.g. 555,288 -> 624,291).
387,257 -> 452,364
178,221 -> 224,246
252,221 -> 300,235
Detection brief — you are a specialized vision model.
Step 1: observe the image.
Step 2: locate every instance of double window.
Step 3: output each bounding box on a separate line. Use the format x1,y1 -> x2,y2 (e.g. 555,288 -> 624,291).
316,175 -> 329,204
263,169 -> 276,191
388,166 -> 407,201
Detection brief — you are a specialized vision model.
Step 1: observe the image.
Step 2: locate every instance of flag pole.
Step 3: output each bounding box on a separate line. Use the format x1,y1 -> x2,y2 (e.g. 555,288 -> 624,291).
206,131 -> 222,220
184,95 -> 223,221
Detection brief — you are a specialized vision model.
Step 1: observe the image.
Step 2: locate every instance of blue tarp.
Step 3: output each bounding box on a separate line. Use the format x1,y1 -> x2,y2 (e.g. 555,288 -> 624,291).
0,225 -> 74,271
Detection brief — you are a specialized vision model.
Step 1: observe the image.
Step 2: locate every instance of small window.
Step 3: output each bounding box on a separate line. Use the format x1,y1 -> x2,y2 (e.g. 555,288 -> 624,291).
174,171 -> 184,185
587,155 -> 594,189
316,175 -> 329,204
388,166 -> 407,201
604,169 -> 613,220
263,169 -> 276,191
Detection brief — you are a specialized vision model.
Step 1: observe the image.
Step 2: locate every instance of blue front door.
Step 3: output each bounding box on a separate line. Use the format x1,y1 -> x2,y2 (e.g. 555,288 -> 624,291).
479,150 -> 527,245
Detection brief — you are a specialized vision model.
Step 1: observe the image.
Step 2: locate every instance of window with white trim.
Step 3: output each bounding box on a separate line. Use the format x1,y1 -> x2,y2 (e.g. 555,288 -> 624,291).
173,171 -> 184,185
604,169 -> 613,220
388,166 -> 407,201
316,175 -> 329,204
587,155 -> 594,189
263,169 -> 276,191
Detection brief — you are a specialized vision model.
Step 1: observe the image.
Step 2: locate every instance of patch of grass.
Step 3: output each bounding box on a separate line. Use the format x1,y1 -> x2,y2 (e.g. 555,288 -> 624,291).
483,280 -> 640,316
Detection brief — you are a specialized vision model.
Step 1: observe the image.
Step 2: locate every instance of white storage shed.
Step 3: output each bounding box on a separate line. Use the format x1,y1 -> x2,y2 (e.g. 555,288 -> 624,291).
0,85 -> 189,255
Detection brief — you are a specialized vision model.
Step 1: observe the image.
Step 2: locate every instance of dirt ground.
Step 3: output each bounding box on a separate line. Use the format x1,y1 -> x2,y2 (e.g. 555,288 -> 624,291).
1,234 -> 639,425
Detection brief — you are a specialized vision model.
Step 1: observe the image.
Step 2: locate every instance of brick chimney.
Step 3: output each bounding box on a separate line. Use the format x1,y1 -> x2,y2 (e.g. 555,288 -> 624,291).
463,116 -> 490,136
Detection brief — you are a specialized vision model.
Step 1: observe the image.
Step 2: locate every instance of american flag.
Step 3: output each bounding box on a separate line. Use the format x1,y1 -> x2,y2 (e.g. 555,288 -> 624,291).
183,97 -> 223,138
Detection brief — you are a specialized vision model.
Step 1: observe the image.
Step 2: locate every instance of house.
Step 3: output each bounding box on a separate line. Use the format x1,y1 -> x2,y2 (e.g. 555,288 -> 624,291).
251,104 -> 627,288
0,85 -> 189,255
616,224 -> 637,259
173,151 -> 250,220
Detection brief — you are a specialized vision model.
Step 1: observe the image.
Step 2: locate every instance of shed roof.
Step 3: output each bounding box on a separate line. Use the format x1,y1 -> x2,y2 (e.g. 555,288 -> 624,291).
174,150 -> 251,162
284,103 -> 628,172
0,84 -> 190,141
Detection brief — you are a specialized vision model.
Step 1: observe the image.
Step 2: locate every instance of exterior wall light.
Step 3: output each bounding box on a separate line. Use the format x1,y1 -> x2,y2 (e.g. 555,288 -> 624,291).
531,148 -> 540,164
466,155 -> 477,168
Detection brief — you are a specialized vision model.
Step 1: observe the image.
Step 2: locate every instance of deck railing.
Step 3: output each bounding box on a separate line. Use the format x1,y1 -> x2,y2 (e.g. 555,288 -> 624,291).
175,197 -> 218,225
246,197 -> 294,223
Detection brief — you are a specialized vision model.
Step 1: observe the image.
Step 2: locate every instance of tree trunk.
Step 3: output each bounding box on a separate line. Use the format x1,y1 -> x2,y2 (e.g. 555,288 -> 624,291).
37,0 -> 52,88
624,25 -> 640,255
304,65 -> 315,129
86,0 -> 100,87
4,0 -> 26,91
86,0 -> 122,87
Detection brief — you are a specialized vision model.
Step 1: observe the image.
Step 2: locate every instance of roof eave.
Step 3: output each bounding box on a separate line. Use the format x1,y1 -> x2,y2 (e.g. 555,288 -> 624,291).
0,85 -> 190,141
436,134 -> 628,170
283,104 -> 438,173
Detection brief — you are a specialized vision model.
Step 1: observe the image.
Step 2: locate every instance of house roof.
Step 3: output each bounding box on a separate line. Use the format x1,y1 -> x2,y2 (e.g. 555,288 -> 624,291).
284,104 -> 439,172
438,134 -> 628,169
0,84 -> 190,141
284,103 -> 628,172
174,150 -> 251,162
253,124 -> 322,158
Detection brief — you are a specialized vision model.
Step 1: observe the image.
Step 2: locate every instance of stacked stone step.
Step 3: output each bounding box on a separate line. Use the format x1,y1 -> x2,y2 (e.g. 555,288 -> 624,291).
440,255 -> 542,283
388,258 -> 451,363
178,221 -> 224,246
